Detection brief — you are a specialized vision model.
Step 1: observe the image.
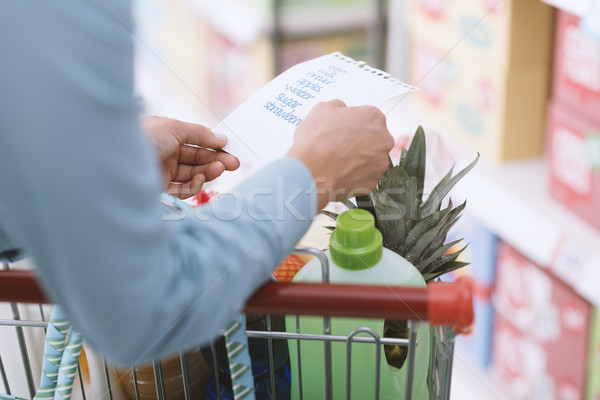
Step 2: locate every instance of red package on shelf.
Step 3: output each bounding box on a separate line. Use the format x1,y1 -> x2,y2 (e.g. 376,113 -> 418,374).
552,10 -> 600,122
492,242 -> 590,400
547,100 -> 600,231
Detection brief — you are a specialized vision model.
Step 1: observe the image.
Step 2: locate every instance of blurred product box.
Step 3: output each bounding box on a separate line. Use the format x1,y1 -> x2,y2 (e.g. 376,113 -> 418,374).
547,100 -> 600,231
446,217 -> 498,369
548,10 -> 600,231
411,0 -> 554,70
282,0 -> 369,9
202,0 -> 374,115
461,300 -> 494,368
409,0 -> 554,161
492,241 -> 590,400
134,0 -> 213,111
206,26 -> 274,116
552,10 -> 600,122
411,0 -> 508,65
160,0 -> 211,100
279,30 -> 368,72
450,216 -> 498,286
587,307 -> 600,400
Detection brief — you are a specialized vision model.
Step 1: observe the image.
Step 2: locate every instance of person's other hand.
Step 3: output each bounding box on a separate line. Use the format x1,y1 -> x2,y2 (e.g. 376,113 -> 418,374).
286,100 -> 394,209
142,116 -> 240,198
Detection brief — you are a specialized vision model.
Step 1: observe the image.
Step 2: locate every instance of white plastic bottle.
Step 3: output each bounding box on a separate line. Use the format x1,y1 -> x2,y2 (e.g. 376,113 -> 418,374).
287,209 -> 430,399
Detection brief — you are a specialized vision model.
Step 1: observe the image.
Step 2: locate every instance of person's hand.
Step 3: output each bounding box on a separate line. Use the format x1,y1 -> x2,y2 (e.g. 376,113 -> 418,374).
286,100 -> 394,209
142,116 -> 240,198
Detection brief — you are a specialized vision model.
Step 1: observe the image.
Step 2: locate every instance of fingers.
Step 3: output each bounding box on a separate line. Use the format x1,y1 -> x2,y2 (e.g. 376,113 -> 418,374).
307,100 -> 347,121
171,161 -> 226,188
203,162 -> 226,182
288,100 -> 394,209
353,105 -> 394,153
164,146 -> 237,195
173,161 -> 226,183
167,161 -> 224,199
174,120 -> 228,150
325,99 -> 347,108
179,145 -> 240,171
167,174 -> 206,199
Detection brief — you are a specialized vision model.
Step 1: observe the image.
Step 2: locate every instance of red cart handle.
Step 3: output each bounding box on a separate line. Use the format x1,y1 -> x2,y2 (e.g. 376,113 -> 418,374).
0,270 -> 47,304
0,271 -> 474,333
426,276 -> 475,334
244,276 -> 474,333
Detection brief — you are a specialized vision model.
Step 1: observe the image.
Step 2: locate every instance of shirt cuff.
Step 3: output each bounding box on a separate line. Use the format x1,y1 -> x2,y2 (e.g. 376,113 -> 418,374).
225,157 -> 317,256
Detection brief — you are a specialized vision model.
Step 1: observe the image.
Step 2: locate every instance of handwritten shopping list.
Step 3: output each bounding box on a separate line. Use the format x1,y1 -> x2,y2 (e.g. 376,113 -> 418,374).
217,52 -> 417,166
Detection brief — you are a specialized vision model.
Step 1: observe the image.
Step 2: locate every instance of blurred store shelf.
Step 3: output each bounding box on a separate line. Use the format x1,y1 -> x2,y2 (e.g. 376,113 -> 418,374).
455,156 -> 600,308
450,354 -> 511,400
542,0 -> 593,16
135,54 -> 214,125
278,3 -> 376,38
387,99 -> 600,308
189,0 -> 379,41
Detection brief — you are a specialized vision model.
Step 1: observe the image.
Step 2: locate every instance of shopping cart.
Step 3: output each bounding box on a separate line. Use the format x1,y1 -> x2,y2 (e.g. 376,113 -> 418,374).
0,248 -> 474,400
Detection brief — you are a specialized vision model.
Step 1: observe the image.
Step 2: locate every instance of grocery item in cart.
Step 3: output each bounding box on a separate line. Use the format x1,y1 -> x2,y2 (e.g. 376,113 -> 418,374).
288,209 -> 431,399
0,307 -> 82,400
203,313 -> 291,400
0,252 -> 475,400
322,126 -> 477,283
114,347 -> 210,400
273,254 -> 310,282
321,126 -> 478,366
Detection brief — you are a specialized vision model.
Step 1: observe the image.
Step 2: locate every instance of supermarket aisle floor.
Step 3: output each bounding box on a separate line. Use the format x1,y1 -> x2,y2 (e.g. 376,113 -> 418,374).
451,355 -> 510,400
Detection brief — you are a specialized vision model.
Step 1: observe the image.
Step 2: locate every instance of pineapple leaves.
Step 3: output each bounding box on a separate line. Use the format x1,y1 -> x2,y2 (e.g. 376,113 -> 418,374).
373,191 -> 408,251
421,244 -> 469,274
415,239 -> 463,272
400,126 -> 426,203
348,125 -> 477,282
423,166 -> 453,213
401,199 -> 453,255
381,167 -> 419,224
419,153 -> 479,219
404,204 -> 455,265
399,147 -> 408,165
343,199 -> 357,209
377,155 -> 395,189
382,165 -> 409,194
420,200 -> 466,261
320,210 -> 339,221
422,261 -> 470,281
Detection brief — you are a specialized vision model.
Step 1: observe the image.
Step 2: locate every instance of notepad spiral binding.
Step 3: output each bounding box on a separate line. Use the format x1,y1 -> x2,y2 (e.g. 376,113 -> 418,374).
331,51 -> 416,90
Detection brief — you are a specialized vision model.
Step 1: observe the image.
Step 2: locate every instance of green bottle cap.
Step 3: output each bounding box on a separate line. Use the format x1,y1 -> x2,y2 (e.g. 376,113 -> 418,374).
330,209 -> 383,270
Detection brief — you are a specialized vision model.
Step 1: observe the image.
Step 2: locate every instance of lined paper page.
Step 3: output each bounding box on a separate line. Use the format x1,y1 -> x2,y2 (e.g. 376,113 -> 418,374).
218,52 -> 417,166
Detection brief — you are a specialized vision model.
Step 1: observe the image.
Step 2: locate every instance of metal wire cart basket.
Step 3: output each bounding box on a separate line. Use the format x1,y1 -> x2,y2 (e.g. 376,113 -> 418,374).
0,248 -> 474,400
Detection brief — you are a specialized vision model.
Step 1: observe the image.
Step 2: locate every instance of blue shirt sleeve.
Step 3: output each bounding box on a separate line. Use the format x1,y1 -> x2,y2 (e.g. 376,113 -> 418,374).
0,1 -> 317,366
0,203 -> 26,262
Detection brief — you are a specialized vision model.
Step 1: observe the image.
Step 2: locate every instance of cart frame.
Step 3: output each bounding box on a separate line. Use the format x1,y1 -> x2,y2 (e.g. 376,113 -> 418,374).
0,248 -> 473,400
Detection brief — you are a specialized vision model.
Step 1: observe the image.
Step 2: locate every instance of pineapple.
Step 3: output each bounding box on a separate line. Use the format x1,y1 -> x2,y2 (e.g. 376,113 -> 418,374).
324,125 -> 478,367
273,254 -> 312,282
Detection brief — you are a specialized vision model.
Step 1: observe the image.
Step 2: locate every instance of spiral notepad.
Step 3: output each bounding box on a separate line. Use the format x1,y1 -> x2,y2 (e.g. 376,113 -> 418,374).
218,52 -> 417,166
